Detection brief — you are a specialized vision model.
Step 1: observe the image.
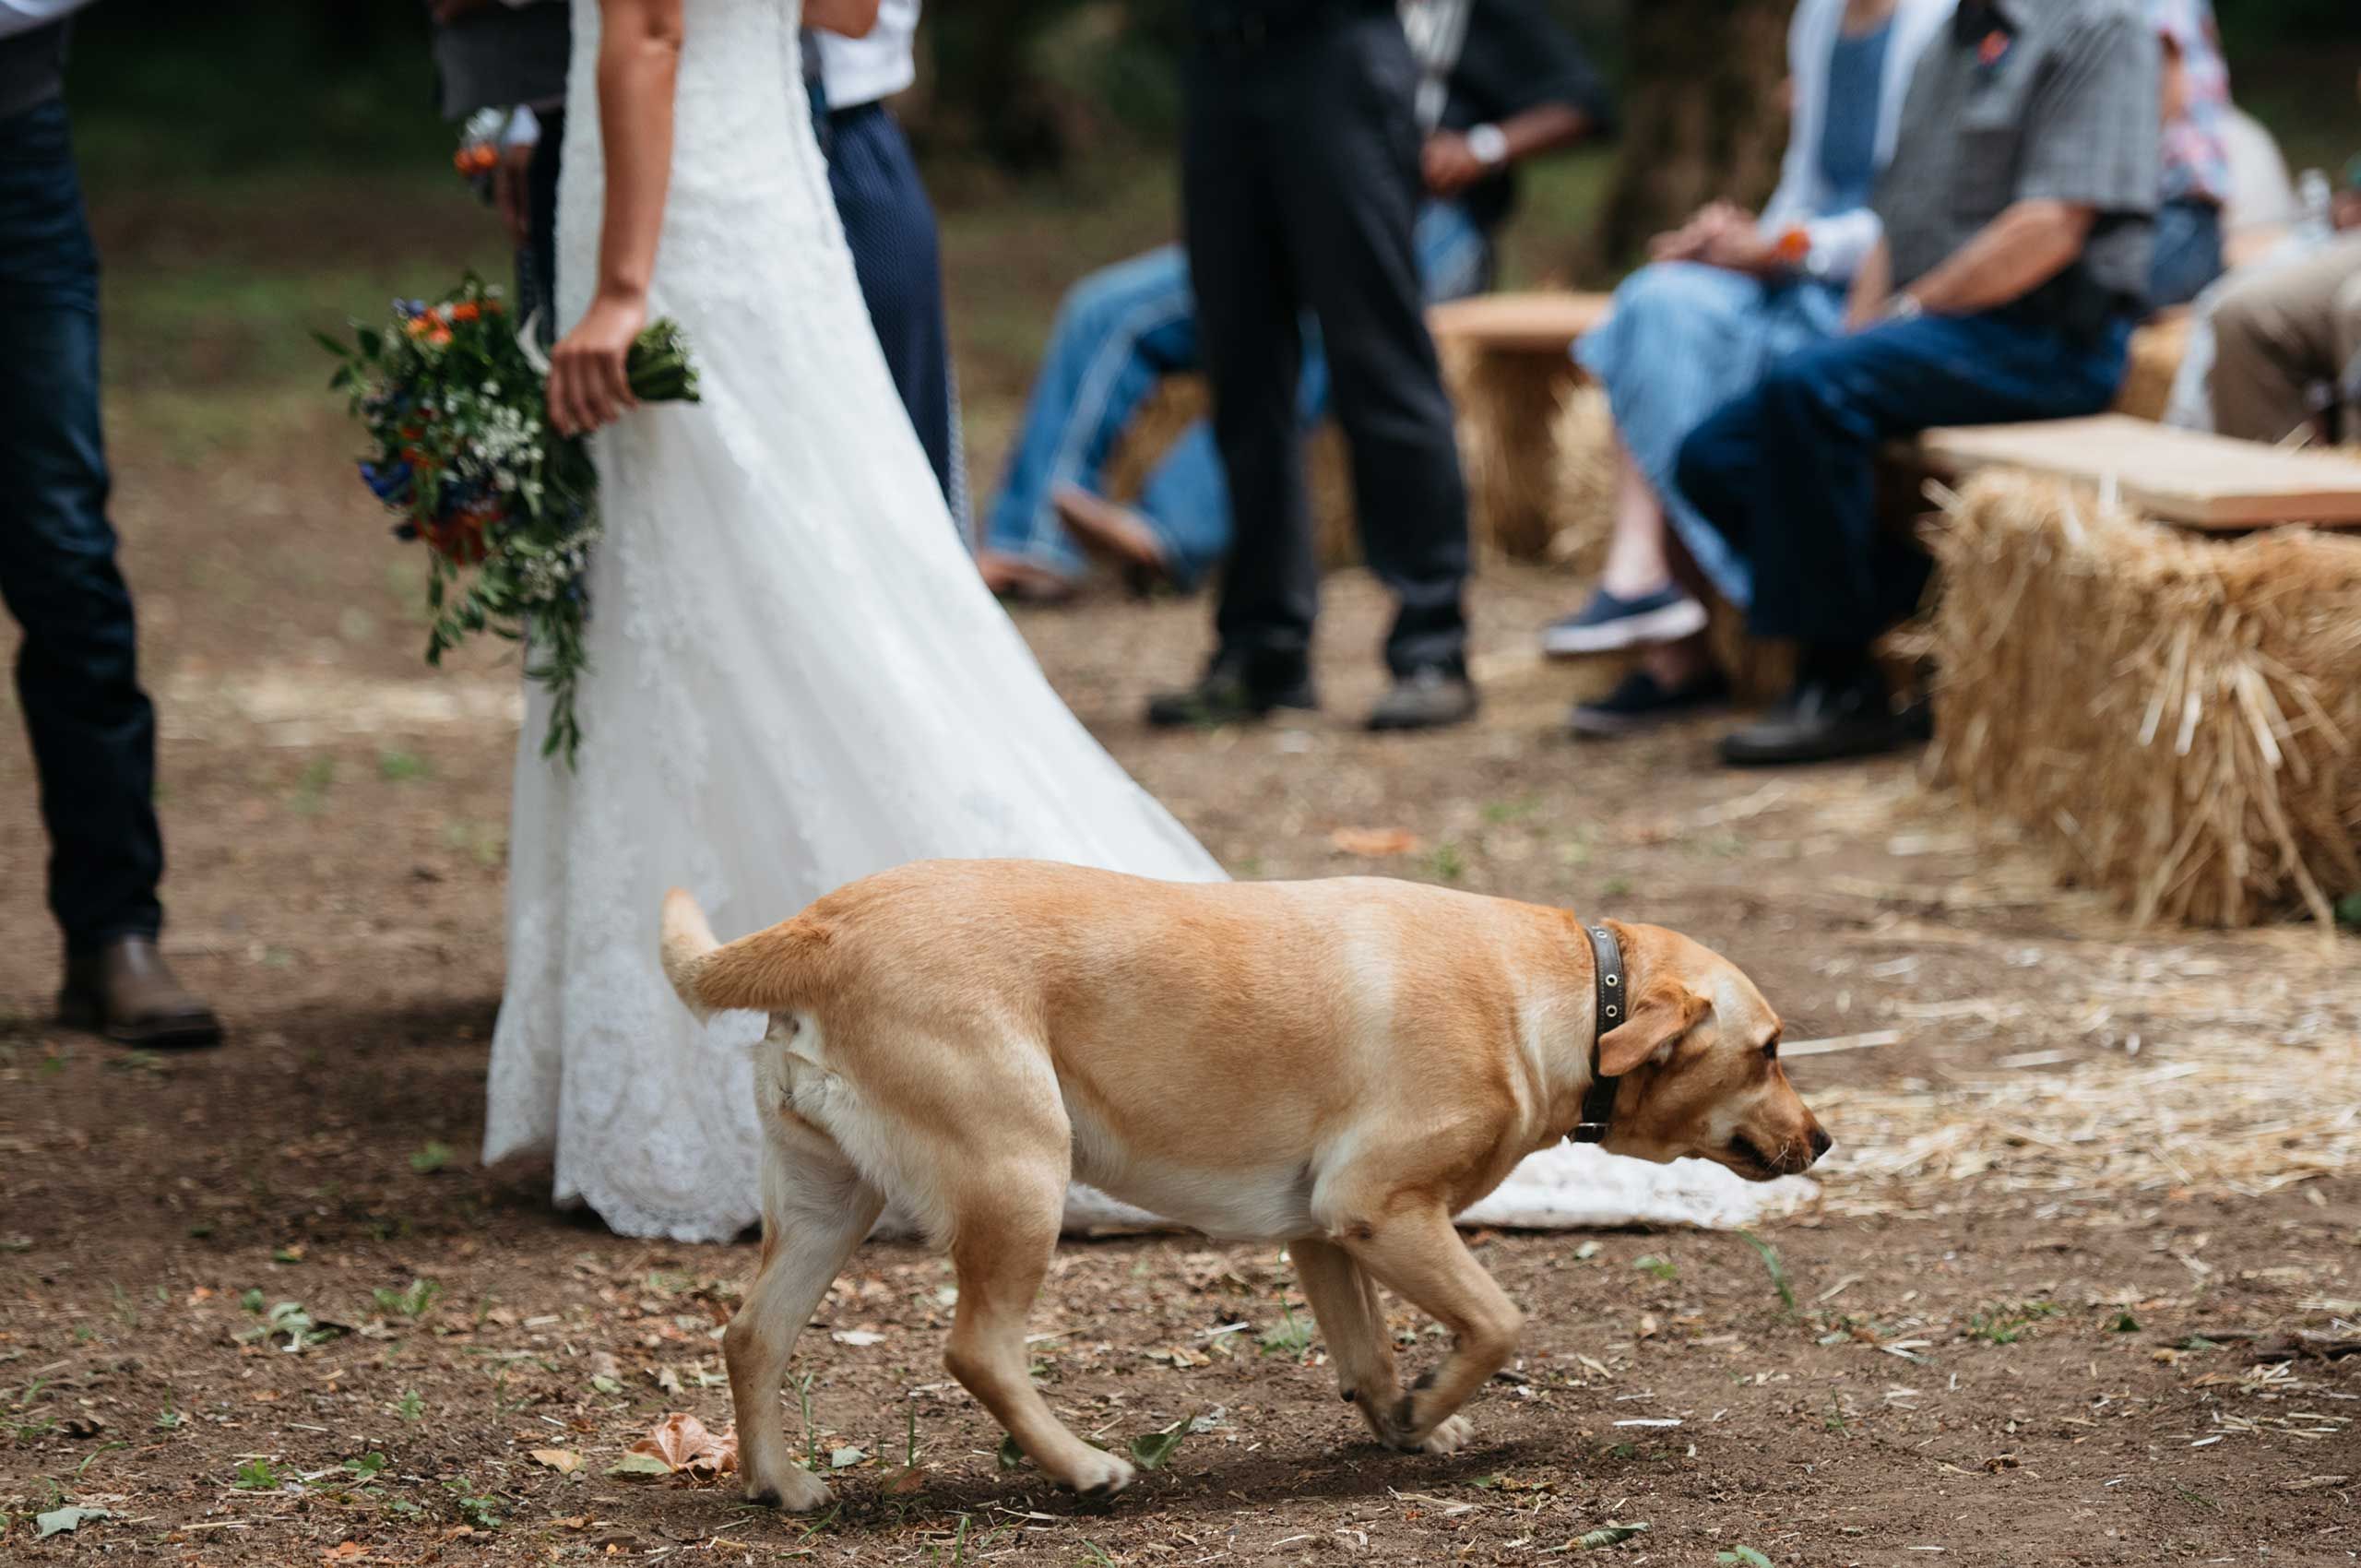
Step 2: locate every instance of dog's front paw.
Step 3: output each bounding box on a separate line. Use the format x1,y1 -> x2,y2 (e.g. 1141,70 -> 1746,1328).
1414,1414 -> 1475,1455
744,1461 -> 833,1513
1375,1387 -> 1475,1455
1054,1447 -> 1135,1501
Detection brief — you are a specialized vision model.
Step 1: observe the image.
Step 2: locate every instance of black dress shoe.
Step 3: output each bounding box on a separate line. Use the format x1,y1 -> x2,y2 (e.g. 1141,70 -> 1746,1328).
1145,655 -> 1317,728
1718,671 -> 1911,766
1366,665 -> 1478,732
1568,667 -> 1732,739
58,935 -> 224,1050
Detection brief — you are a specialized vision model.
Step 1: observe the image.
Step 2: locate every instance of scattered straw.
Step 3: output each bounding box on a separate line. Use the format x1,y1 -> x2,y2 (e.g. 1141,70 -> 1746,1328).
1810,935 -> 2361,1215
1927,471 -> 2361,930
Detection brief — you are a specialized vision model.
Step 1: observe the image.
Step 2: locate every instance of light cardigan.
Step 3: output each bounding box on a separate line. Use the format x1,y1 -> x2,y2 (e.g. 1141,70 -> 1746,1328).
1759,0 -> 1953,283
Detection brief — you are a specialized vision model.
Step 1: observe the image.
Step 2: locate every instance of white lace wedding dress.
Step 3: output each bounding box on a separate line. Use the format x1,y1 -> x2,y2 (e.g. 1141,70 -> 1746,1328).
482,0 -> 1810,1242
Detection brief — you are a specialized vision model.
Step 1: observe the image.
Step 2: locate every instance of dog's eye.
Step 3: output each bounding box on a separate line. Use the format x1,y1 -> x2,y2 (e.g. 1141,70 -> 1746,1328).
1761,1038 -> 1779,1061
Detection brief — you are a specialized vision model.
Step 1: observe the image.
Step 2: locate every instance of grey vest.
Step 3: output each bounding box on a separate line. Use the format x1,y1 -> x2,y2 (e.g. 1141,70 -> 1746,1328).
0,19 -> 67,122
431,0 -> 570,120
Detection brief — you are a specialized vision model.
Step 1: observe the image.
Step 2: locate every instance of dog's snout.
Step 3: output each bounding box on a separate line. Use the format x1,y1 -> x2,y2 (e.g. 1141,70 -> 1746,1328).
1807,1124 -> 1833,1164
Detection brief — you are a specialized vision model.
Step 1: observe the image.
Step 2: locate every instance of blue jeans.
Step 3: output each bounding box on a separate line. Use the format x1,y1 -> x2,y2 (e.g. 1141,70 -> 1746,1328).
0,98 -> 163,952
1676,309 -> 2132,649
984,200 -> 1491,588
1575,260 -> 1848,608
2150,197 -> 2225,311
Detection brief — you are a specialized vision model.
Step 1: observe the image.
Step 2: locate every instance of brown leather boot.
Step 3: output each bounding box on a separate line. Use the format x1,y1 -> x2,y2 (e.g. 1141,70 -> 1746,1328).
58,936 -> 223,1050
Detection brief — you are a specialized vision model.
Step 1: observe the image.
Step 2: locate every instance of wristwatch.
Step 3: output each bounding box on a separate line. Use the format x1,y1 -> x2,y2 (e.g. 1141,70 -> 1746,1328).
1881,291 -> 1925,324
1465,124 -> 1509,168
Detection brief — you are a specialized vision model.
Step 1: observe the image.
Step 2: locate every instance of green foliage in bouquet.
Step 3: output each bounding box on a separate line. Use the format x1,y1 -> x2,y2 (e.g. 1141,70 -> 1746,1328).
315,276 -> 698,766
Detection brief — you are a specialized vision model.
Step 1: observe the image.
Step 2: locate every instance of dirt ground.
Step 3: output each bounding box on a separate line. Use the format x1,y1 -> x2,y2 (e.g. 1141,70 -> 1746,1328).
3,182 -> 2359,1565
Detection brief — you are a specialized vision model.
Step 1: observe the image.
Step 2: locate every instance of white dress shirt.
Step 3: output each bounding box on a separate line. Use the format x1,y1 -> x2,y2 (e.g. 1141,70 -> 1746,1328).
815,0 -> 917,113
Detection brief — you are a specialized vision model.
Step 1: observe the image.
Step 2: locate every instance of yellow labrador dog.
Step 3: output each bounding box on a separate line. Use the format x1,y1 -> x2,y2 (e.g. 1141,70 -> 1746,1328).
659,860 -> 1829,1510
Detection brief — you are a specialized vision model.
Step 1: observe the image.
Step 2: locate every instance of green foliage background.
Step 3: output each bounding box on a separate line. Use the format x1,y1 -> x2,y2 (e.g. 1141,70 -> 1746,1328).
54,0 -> 2360,186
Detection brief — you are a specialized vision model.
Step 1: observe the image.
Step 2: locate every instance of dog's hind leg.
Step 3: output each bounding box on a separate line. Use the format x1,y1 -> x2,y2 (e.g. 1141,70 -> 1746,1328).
725,1123 -> 885,1511
1332,1203 -> 1523,1456
942,1170 -> 1134,1501
1290,1237 -> 1407,1443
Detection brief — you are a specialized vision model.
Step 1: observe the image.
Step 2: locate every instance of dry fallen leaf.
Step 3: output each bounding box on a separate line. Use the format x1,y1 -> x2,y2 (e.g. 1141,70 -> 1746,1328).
831,1330 -> 886,1348
531,1448 -> 585,1475
321,1544 -> 366,1564
1332,827 -> 1423,858
629,1412 -> 738,1476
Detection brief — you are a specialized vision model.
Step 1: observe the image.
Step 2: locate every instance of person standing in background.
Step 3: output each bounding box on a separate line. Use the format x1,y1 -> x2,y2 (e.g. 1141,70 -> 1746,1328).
0,0 -> 219,1046
427,0 -> 570,335
807,0 -> 967,529
1153,0 -> 1480,733
975,0 -> 1610,605
2149,0 -> 2231,307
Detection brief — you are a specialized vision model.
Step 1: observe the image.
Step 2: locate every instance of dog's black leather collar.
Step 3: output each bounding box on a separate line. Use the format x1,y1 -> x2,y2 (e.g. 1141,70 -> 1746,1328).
1571,923 -> 1624,1145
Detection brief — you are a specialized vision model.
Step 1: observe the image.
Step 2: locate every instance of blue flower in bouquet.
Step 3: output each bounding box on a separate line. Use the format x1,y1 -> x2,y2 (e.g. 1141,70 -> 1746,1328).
362,457 -> 414,505
320,273 -> 701,766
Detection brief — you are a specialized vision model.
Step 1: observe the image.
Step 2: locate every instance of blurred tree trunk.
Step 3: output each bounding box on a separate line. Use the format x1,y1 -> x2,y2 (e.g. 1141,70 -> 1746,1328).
1592,0 -> 1792,275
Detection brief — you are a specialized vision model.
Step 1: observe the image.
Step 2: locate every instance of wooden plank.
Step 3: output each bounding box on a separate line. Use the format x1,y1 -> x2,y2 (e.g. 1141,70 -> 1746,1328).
1427,291 -> 1614,355
1918,413 -> 2361,529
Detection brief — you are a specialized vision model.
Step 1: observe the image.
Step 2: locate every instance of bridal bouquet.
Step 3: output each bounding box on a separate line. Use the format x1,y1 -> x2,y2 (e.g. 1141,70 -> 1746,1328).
316,276 -> 699,766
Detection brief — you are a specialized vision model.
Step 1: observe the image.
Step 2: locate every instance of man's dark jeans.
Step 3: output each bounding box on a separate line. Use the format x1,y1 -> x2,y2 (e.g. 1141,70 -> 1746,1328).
0,98 -> 162,953
1677,308 -> 2132,651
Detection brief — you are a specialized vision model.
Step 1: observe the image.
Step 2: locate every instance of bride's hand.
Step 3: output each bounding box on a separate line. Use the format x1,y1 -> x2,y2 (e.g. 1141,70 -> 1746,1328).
548,290 -> 647,436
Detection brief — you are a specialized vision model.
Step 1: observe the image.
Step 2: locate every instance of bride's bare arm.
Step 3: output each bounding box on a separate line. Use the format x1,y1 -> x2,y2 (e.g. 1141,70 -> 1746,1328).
548,0 -> 685,437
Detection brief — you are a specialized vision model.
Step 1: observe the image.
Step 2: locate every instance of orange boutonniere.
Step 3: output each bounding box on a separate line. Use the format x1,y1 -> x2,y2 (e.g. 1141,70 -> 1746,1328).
1977,29 -> 2011,67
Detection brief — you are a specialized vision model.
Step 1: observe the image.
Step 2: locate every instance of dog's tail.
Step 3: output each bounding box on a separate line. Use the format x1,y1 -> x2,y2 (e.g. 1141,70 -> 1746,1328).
660,888 -> 832,1022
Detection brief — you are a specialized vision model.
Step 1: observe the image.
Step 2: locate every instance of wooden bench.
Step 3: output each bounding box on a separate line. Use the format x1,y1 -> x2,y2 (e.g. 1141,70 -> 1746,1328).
1427,291 -> 1616,356
1916,414 -> 2361,530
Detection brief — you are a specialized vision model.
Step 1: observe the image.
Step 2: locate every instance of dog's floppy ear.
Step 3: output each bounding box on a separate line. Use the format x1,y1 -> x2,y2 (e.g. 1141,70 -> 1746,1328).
1596,975 -> 1707,1077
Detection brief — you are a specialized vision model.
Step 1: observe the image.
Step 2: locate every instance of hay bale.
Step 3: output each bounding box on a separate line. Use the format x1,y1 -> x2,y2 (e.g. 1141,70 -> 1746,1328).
2111,314 -> 2191,423
1442,341 -> 1579,561
1102,374 -> 1359,570
1928,470 -> 2361,928
1545,382 -> 1616,579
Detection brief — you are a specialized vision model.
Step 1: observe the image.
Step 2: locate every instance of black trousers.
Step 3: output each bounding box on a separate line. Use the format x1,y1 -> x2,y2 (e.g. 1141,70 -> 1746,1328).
1182,6 -> 1469,679
0,99 -> 161,953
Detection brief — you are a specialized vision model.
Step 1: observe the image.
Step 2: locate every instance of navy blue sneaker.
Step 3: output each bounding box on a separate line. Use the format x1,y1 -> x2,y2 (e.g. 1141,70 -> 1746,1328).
1567,668 -> 1732,739
1542,585 -> 1709,658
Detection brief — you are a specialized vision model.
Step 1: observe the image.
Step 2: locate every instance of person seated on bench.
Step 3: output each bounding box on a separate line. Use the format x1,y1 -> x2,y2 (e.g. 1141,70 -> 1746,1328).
2208,232 -> 2361,444
1541,0 -> 1951,740
972,0 -> 1609,602
1675,0 -> 2159,767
